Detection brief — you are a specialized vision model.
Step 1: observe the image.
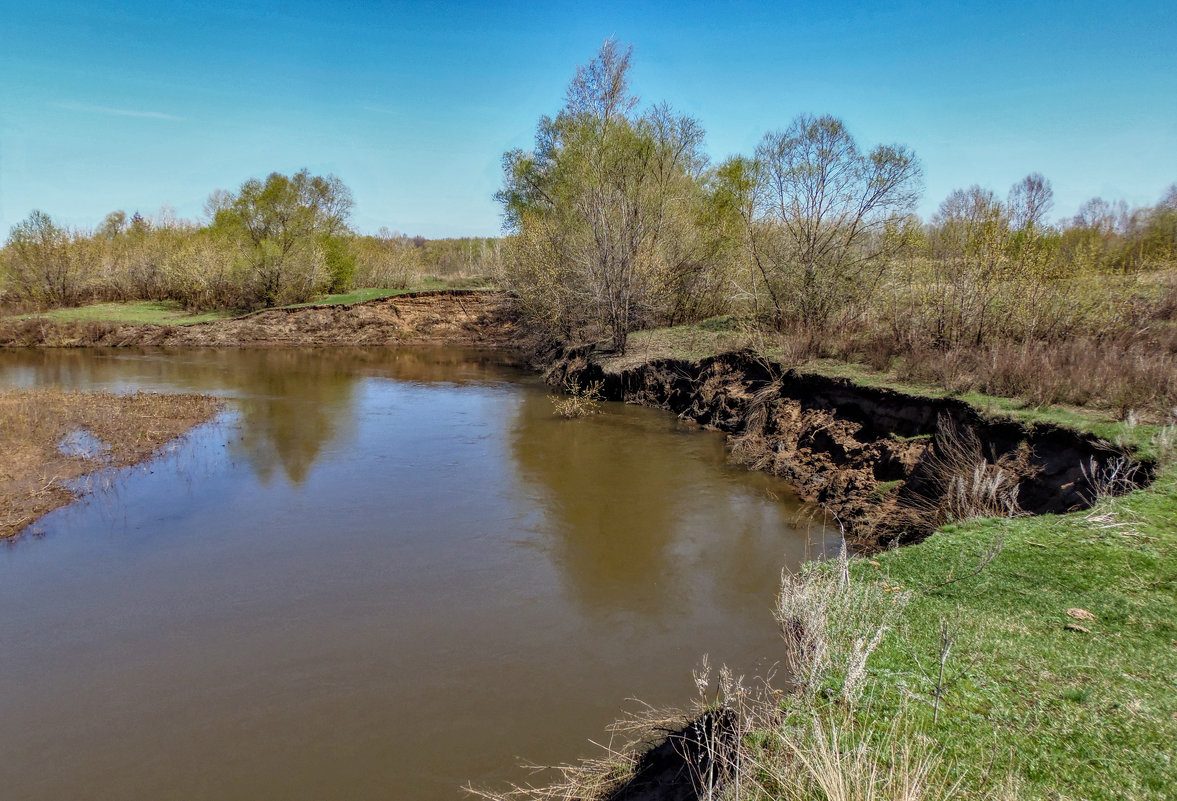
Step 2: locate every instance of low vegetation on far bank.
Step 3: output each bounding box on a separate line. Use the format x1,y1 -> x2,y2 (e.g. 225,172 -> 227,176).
0,184 -> 500,316
0,388 -> 220,538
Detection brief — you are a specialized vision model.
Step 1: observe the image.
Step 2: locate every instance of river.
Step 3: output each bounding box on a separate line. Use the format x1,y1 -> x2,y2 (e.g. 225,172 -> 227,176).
0,346 -> 834,799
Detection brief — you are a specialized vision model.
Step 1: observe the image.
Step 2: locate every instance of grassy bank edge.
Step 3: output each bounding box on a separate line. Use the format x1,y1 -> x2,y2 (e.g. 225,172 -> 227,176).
792,461 -> 1177,799
592,319 -> 1165,459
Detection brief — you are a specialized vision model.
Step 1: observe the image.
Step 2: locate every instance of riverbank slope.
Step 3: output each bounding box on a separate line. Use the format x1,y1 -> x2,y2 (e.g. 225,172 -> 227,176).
0,290 -> 516,349
481,344 -> 1174,800
545,345 -> 1152,549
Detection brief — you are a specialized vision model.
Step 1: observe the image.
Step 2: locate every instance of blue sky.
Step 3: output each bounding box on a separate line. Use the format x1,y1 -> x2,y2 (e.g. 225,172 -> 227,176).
1,0 -> 1174,237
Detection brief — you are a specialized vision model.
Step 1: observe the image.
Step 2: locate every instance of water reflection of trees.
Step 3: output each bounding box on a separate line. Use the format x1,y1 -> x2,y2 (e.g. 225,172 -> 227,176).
510,393 -> 683,618
226,351 -> 360,485
0,346 -> 521,486
510,388 -> 833,624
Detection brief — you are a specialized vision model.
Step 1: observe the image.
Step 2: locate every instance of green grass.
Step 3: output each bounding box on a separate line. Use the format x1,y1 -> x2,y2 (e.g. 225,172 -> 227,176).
5,280 -> 500,326
10,301 -> 234,326
800,360 -> 1165,458
842,467 -> 1177,799
869,478 -> 905,500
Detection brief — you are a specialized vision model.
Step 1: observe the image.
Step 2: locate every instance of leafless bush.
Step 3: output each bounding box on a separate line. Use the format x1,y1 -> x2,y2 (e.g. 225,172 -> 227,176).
353,234 -> 420,289
550,379 -> 604,418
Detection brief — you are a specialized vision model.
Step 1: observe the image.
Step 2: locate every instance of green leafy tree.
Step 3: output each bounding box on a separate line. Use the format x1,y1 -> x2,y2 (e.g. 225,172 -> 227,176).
497,40 -> 709,352
213,170 -> 354,307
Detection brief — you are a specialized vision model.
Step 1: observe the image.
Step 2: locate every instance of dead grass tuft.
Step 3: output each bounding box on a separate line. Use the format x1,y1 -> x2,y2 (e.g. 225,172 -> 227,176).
907,417 -> 1028,528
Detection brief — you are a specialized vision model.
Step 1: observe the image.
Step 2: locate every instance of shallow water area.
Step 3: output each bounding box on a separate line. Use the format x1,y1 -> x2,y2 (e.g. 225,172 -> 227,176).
0,347 -> 835,800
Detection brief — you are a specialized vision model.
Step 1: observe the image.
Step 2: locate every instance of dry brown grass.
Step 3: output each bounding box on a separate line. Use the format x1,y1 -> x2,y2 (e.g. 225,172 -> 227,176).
0,387 -> 220,538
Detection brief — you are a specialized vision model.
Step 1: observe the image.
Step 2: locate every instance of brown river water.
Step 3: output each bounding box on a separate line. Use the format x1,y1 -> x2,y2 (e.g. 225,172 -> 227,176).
0,347 -> 834,800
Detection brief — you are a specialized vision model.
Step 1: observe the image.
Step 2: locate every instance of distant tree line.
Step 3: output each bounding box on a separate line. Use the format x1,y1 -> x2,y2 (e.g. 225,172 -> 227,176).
3,40 -> 1174,352
0,172 -> 499,311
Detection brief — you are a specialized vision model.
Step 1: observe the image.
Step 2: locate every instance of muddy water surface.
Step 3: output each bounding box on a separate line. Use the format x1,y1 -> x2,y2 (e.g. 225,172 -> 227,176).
0,347 -> 833,800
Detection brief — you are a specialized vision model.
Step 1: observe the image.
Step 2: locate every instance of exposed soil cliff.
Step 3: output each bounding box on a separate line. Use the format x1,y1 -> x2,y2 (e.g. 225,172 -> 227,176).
546,347 -> 1151,548
0,290 -> 516,348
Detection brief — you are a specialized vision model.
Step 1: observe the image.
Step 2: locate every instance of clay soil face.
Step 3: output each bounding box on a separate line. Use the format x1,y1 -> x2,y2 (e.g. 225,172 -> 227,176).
0,388 -> 219,537
0,291 -> 518,349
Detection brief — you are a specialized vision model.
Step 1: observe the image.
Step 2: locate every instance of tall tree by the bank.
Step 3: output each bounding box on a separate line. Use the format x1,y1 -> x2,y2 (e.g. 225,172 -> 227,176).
212,170 -> 355,307
923,175 -> 1072,347
748,115 -> 922,331
2,210 -> 88,306
497,40 -> 709,352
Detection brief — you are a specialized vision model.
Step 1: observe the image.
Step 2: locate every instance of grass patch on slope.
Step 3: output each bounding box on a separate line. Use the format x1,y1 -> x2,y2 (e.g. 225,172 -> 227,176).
844,468 -> 1177,799
10,300 -> 234,326
280,287 -> 417,308
276,278 -> 498,309
2,278 -> 499,326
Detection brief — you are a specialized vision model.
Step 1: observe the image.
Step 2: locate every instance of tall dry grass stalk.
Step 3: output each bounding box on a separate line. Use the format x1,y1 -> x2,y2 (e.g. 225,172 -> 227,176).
776,543 -> 911,702
908,417 -> 1027,528
753,708 -> 961,801
1155,423 -> 1176,466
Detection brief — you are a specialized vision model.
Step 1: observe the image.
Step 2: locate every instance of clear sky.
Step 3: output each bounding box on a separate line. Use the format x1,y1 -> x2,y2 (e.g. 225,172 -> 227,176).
1,0 -> 1174,238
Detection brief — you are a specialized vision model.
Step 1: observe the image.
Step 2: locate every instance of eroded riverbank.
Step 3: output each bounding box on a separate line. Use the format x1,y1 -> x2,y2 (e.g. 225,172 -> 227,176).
545,346 -> 1152,548
0,290 -> 516,348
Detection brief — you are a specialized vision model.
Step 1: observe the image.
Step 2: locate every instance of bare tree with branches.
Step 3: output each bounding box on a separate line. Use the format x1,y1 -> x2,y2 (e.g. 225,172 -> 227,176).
749,114 -> 922,331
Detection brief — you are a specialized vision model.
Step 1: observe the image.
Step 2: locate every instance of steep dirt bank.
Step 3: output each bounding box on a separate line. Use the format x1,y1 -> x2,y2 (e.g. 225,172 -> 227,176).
0,290 -> 516,348
546,347 -> 1151,548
